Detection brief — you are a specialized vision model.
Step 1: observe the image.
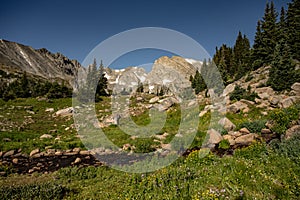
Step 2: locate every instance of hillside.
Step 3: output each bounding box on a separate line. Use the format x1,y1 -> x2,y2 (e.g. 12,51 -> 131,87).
0,39 -> 84,88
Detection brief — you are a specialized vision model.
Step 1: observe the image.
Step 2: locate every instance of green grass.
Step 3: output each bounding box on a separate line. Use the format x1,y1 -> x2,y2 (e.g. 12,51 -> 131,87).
1,98 -> 300,199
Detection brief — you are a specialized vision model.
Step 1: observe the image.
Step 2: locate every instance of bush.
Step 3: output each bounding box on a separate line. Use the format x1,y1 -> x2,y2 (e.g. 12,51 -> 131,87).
238,120 -> 266,133
269,105 -> 300,135
218,139 -> 230,150
230,85 -> 259,102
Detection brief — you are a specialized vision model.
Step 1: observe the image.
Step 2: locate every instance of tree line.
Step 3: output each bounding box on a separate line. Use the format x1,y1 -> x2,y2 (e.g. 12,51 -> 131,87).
190,0 -> 300,93
0,70 -> 72,101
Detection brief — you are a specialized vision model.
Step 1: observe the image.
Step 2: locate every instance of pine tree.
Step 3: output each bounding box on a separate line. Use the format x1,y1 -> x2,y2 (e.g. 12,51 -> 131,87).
252,20 -> 265,69
286,0 -> 300,60
96,60 -> 108,97
233,31 -> 251,78
261,1 -> 278,65
268,41 -> 295,91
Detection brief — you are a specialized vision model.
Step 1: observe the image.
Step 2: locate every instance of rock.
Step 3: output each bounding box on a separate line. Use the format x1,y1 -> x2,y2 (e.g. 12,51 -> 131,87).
122,143 -> 132,151
54,107 -> 74,117
26,110 -> 35,115
49,129 -> 57,134
154,97 -> 177,111
280,96 -> 299,108
0,152 -> 2,157
30,149 -> 40,157
228,131 -> 242,138
28,169 -> 35,174
240,99 -> 255,105
136,97 -> 143,101
218,117 -> 236,132
3,150 -> 15,158
261,129 -> 272,134
73,148 -> 81,153
269,95 -> 281,106
239,127 -> 251,135
255,87 -> 275,100
12,158 -> 18,164
74,157 -> 81,164
227,101 -> 248,113
55,151 -> 63,156
161,143 -> 172,150
199,110 -> 208,117
149,96 -> 160,104
234,134 -> 257,146
285,125 -> 300,140
291,82 -> 300,95
2,138 -> 11,142
223,135 -> 236,146
45,108 -> 54,112
40,134 -> 53,139
79,150 -> 90,155
46,149 -> 56,155
222,83 -> 236,97
206,129 -> 223,148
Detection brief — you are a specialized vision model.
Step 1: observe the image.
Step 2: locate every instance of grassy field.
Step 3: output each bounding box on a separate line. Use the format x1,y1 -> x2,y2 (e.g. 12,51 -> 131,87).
0,97 -> 299,199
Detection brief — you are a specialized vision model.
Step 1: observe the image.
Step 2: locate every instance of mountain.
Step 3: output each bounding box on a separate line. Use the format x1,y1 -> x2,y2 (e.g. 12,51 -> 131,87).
104,56 -> 202,94
0,39 -> 202,95
0,39 -> 84,88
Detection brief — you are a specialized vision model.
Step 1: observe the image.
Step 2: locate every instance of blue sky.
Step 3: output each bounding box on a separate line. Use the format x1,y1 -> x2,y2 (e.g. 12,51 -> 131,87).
0,0 -> 290,69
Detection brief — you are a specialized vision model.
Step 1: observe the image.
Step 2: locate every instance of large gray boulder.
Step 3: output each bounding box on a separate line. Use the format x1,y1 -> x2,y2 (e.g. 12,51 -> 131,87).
285,125 -> 300,140
218,117 -> 236,132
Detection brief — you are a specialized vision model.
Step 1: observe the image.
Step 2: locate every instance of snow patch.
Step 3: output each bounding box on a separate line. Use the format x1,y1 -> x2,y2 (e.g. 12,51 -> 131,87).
20,49 -> 33,67
185,58 -> 202,65
163,79 -> 172,85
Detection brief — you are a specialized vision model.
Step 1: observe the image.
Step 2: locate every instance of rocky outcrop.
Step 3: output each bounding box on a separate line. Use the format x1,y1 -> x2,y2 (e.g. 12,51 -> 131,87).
0,39 -> 84,88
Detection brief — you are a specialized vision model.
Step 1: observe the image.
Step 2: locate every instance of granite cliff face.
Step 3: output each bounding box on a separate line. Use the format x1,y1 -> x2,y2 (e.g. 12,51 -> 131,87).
105,56 -> 202,94
0,39 -> 84,88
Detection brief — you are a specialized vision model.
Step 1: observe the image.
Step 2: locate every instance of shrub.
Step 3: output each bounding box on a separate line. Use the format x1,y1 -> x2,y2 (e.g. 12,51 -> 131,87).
218,139 -> 230,150
269,105 -> 300,135
230,85 -> 259,102
238,120 -> 266,133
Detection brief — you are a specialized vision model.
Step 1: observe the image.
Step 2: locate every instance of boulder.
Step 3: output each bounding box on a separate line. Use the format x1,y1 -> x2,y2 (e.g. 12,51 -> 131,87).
285,125 -> 300,140
261,128 -> 272,134
149,96 -> 159,104
199,110 -> 208,117
218,117 -> 236,131
54,107 -> 74,117
268,95 -> 282,106
30,149 -> 40,157
3,150 -> 15,158
291,82 -> 300,95
227,101 -> 248,113
228,131 -> 243,138
45,108 -> 54,112
40,134 -> 53,139
239,127 -> 251,135
234,134 -> 257,146
12,158 -> 18,164
205,129 -> 223,148
222,83 -> 236,97
280,96 -> 299,108
223,134 -> 236,146
74,157 -> 81,164
255,87 -> 275,100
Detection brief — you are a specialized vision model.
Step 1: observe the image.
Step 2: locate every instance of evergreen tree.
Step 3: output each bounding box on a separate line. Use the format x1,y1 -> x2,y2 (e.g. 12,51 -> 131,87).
96,60 -> 108,98
261,1 -> 278,65
267,41 -> 295,91
252,20 -> 264,69
233,31 -> 251,78
286,0 -> 300,60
